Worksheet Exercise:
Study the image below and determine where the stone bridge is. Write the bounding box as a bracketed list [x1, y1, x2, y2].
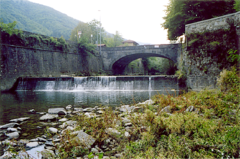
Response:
[100, 43, 182, 74]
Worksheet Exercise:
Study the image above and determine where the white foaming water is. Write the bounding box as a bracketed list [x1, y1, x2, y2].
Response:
[16, 76, 179, 91]
[74, 76, 117, 91]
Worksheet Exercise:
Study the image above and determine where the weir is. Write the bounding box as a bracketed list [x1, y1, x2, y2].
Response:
[16, 76, 179, 91]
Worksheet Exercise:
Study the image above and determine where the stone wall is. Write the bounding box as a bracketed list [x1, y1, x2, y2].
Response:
[184, 12, 240, 91]
[0, 31, 103, 92]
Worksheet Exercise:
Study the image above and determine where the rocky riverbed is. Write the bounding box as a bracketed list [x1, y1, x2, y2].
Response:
[0, 96, 236, 159]
[0, 99, 159, 159]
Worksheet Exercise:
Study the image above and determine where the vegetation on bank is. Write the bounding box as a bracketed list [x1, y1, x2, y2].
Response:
[162, 0, 237, 40]
[10, 66, 236, 159]
[0, 21, 70, 52]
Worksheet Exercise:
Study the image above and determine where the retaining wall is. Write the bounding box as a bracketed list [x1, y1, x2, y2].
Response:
[184, 12, 240, 91]
[0, 31, 103, 92]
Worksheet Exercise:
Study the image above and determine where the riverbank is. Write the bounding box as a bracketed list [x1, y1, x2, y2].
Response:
[0, 67, 239, 158]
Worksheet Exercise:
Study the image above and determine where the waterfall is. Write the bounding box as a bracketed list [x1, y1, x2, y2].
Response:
[15, 76, 179, 91]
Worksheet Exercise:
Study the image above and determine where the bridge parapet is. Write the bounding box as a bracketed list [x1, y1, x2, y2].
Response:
[101, 43, 181, 51]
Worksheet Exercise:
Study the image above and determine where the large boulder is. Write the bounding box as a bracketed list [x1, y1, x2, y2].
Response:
[73, 130, 96, 149]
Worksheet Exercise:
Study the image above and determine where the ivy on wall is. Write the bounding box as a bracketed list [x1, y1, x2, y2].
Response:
[186, 18, 239, 72]
[1, 30, 69, 52]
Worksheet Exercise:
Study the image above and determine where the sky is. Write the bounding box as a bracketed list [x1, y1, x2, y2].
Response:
[28, 0, 170, 45]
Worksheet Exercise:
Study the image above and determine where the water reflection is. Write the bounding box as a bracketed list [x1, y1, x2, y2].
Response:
[0, 90, 178, 125]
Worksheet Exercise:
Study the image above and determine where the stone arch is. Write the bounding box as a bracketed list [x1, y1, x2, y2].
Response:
[111, 53, 176, 75]
[100, 44, 181, 74]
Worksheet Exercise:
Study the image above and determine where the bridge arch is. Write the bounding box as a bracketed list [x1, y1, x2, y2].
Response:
[111, 53, 175, 74]
[100, 44, 182, 74]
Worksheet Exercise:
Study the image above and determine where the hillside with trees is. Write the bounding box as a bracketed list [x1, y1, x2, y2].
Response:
[0, 0, 80, 39]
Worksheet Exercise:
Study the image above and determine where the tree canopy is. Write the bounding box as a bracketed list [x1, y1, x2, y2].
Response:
[162, 0, 237, 40]
[234, 0, 240, 11]
[69, 19, 105, 44]
[104, 31, 124, 47]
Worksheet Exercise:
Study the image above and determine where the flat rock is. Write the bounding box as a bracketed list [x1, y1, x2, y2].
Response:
[65, 120, 77, 126]
[48, 108, 67, 115]
[74, 108, 83, 112]
[85, 112, 96, 118]
[65, 126, 74, 131]
[124, 123, 132, 127]
[0, 123, 19, 129]
[29, 138, 38, 142]
[39, 114, 58, 121]
[97, 110, 104, 114]
[6, 132, 19, 139]
[83, 108, 94, 112]
[9, 117, 30, 123]
[74, 130, 95, 148]
[26, 142, 39, 150]
[48, 127, 58, 134]
[36, 112, 45, 115]
[105, 128, 121, 136]
[59, 118, 68, 122]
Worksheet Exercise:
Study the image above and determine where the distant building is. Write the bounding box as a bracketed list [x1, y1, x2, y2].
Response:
[122, 40, 139, 46]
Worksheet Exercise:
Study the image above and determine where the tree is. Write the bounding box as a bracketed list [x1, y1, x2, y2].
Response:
[162, 0, 236, 40]
[0, 20, 21, 35]
[104, 31, 124, 47]
[69, 19, 105, 44]
[234, 0, 240, 11]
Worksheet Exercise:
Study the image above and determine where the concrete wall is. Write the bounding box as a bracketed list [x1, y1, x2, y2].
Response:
[0, 31, 103, 92]
[184, 12, 240, 91]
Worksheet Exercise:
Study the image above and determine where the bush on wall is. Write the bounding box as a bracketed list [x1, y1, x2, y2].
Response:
[186, 18, 239, 72]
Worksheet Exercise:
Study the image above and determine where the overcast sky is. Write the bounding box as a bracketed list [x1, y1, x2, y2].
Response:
[28, 0, 170, 44]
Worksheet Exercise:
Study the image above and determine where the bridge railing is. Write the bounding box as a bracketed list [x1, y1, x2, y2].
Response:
[100, 43, 181, 51]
